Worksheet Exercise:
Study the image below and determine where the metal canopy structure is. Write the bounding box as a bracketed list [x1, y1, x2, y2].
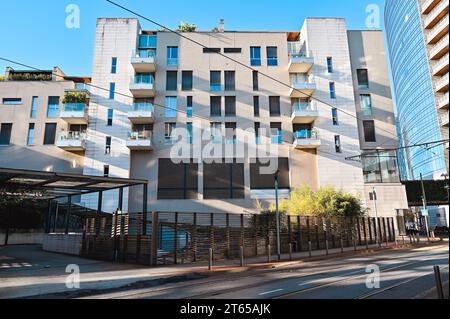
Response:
[0, 167, 147, 200]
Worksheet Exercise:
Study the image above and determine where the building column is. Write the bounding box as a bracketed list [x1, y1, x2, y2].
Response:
[64, 196, 72, 235]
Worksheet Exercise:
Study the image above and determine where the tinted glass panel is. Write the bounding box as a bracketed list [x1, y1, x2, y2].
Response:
[0, 123, 12, 145]
[43, 123, 57, 145]
[166, 71, 178, 91]
[250, 158, 290, 189]
[269, 96, 281, 116]
[182, 71, 193, 91]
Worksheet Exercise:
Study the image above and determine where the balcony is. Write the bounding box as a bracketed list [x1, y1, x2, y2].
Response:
[56, 131, 86, 151]
[422, 0, 441, 13]
[429, 35, 449, 60]
[434, 73, 449, 92]
[65, 83, 90, 96]
[288, 52, 314, 73]
[427, 15, 449, 44]
[59, 103, 88, 124]
[129, 77, 155, 97]
[438, 92, 449, 108]
[290, 75, 316, 97]
[128, 103, 154, 124]
[126, 131, 153, 151]
[423, 0, 449, 29]
[440, 112, 449, 127]
[291, 101, 319, 124]
[131, 50, 156, 73]
[431, 53, 449, 76]
[293, 129, 321, 149]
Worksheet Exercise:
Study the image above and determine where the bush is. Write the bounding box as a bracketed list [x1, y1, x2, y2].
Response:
[177, 21, 197, 32]
[8, 73, 52, 81]
[62, 91, 88, 104]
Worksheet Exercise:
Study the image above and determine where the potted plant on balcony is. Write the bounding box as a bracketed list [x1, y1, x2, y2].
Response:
[62, 91, 88, 105]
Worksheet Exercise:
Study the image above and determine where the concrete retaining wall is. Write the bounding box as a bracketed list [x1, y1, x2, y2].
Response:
[42, 233, 83, 256]
[0, 231, 45, 245]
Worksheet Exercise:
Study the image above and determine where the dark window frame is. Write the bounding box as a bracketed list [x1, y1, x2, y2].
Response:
[363, 120, 377, 142]
[158, 159, 199, 200]
[166, 71, 178, 91]
[181, 71, 193, 91]
[0, 123, 13, 145]
[43, 123, 57, 145]
[203, 161, 245, 199]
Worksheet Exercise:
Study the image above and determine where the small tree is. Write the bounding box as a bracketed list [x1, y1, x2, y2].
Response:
[177, 21, 198, 32]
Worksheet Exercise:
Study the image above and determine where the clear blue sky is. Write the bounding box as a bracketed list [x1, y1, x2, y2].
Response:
[0, 0, 386, 76]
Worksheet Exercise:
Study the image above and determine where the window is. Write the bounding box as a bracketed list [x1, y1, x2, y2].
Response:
[103, 165, 110, 177]
[30, 96, 38, 118]
[165, 97, 177, 118]
[255, 122, 261, 145]
[360, 94, 373, 116]
[267, 47, 278, 66]
[210, 122, 222, 144]
[250, 47, 261, 66]
[203, 161, 245, 199]
[210, 96, 221, 116]
[332, 108, 339, 125]
[327, 57, 333, 73]
[252, 71, 259, 91]
[3, 98, 22, 105]
[158, 159, 198, 200]
[109, 82, 115, 100]
[363, 120, 376, 142]
[105, 136, 112, 154]
[134, 73, 153, 84]
[357, 69, 369, 89]
[329, 82, 336, 99]
[203, 48, 221, 53]
[0, 123, 12, 145]
[27, 123, 35, 146]
[165, 123, 176, 144]
[362, 151, 400, 183]
[225, 123, 237, 144]
[253, 96, 260, 117]
[225, 71, 235, 91]
[224, 48, 242, 53]
[187, 96, 193, 118]
[210, 71, 221, 91]
[43, 123, 57, 145]
[225, 96, 236, 116]
[47, 96, 60, 118]
[182, 71, 193, 91]
[250, 158, 290, 190]
[187, 122, 193, 144]
[139, 35, 157, 48]
[111, 57, 117, 74]
[335, 135, 342, 153]
[270, 122, 282, 144]
[107, 109, 114, 126]
[269, 96, 281, 116]
[166, 71, 178, 91]
[167, 46, 178, 66]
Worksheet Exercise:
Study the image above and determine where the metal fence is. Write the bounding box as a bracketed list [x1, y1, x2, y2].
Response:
[80, 212, 396, 266]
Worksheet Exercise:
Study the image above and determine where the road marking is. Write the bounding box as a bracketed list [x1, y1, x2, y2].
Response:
[258, 288, 283, 296]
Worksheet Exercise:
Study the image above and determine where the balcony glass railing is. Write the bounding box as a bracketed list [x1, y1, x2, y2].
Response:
[131, 75, 154, 85]
[291, 74, 315, 85]
[61, 103, 86, 113]
[294, 129, 319, 140]
[132, 49, 157, 59]
[57, 131, 86, 142]
[131, 103, 154, 113]
[74, 83, 90, 92]
[128, 130, 152, 141]
[293, 102, 317, 112]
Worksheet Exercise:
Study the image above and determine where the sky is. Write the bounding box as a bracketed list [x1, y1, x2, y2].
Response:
[0, 0, 387, 76]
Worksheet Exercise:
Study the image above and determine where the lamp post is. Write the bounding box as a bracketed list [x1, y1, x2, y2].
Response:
[441, 173, 449, 202]
[274, 169, 281, 261]
[420, 173, 430, 241]
[371, 187, 381, 245]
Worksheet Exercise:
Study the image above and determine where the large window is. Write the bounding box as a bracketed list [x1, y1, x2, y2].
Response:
[165, 123, 177, 144]
[0, 123, 12, 145]
[182, 71, 193, 91]
[47, 96, 60, 118]
[225, 122, 237, 144]
[210, 96, 221, 116]
[166, 71, 178, 91]
[250, 47, 261, 66]
[357, 69, 369, 89]
[167, 46, 178, 66]
[266, 47, 278, 66]
[225, 96, 236, 116]
[158, 159, 198, 199]
[210, 122, 222, 144]
[363, 120, 376, 142]
[270, 122, 282, 144]
[269, 96, 281, 116]
[165, 96, 177, 118]
[30, 96, 38, 118]
[210, 71, 221, 91]
[225, 71, 235, 91]
[203, 161, 245, 199]
[360, 94, 373, 116]
[139, 35, 157, 48]
[362, 151, 400, 183]
[43, 123, 57, 145]
[250, 158, 290, 190]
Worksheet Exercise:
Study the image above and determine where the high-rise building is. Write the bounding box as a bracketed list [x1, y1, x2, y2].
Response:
[385, 0, 449, 180]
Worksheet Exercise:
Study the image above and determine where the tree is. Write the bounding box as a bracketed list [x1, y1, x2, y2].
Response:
[272, 186, 367, 218]
[177, 21, 197, 32]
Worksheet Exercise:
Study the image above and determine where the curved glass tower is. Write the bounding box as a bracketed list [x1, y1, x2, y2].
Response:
[385, 0, 447, 180]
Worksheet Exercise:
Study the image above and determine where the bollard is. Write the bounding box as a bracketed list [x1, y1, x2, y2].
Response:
[208, 248, 213, 271]
[325, 240, 329, 256]
[353, 239, 357, 251]
[434, 266, 444, 299]
[340, 238, 344, 253]
[267, 245, 271, 263]
[289, 243, 293, 261]
[308, 241, 312, 258]
[240, 246, 244, 267]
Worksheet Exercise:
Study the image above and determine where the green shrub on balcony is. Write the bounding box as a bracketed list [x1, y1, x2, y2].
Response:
[62, 92, 88, 104]
[8, 73, 52, 81]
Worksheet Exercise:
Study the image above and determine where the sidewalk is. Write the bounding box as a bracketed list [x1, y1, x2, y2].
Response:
[0, 237, 441, 299]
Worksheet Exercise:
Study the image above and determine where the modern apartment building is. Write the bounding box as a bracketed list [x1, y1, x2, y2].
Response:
[0, 18, 409, 223]
[385, 0, 449, 180]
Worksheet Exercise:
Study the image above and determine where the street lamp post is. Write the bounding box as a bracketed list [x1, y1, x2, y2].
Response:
[275, 169, 281, 261]
[372, 187, 381, 245]
[420, 173, 431, 242]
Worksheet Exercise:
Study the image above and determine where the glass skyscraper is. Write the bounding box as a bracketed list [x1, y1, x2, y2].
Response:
[385, 0, 447, 180]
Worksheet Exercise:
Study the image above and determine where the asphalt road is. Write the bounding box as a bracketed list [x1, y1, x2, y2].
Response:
[86, 243, 449, 299]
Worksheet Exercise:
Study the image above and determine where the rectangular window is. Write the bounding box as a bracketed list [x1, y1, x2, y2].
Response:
[43, 123, 57, 145]
[0, 123, 13, 145]
[252, 71, 259, 91]
[224, 48, 242, 53]
[111, 57, 117, 74]
[329, 82, 336, 99]
[165, 123, 176, 144]
[109, 82, 115, 100]
[30, 96, 38, 118]
[167, 46, 179, 66]
[210, 122, 222, 144]
[332, 108, 339, 125]
[187, 122, 193, 145]
[357, 69, 369, 89]
[158, 159, 198, 200]
[327, 57, 333, 73]
[134, 73, 153, 84]
[139, 35, 157, 48]
[210, 71, 221, 91]
[250, 47, 261, 66]
[3, 98, 22, 105]
[363, 120, 376, 142]
[103, 165, 110, 177]
[360, 94, 373, 116]
[225, 123, 237, 144]
[166, 71, 178, 91]
[182, 71, 193, 91]
[225, 71, 235, 91]
[269, 96, 281, 116]
[203, 48, 221, 53]
[47, 96, 60, 118]
[105, 136, 112, 154]
[270, 122, 282, 144]
[210, 96, 221, 117]
[225, 96, 236, 116]
[255, 122, 261, 145]
[165, 97, 177, 118]
[253, 96, 260, 117]
[250, 158, 290, 190]
[27, 123, 35, 146]
[335, 135, 342, 153]
[187, 96, 193, 118]
[362, 151, 400, 184]
[204, 161, 245, 199]
[267, 46, 278, 66]
[107, 109, 114, 126]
